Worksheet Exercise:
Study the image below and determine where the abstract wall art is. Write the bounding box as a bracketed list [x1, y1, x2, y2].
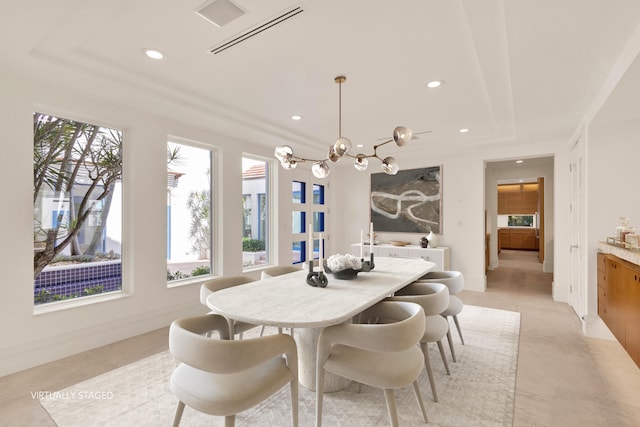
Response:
[370, 165, 442, 233]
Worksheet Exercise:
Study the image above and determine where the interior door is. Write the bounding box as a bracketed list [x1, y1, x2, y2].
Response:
[537, 177, 545, 263]
[569, 134, 586, 320]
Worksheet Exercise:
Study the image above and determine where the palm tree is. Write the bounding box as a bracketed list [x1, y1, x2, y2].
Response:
[33, 113, 122, 277]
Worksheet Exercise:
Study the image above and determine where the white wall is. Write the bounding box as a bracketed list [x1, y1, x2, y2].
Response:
[0, 69, 295, 376]
[586, 117, 640, 335]
[330, 142, 569, 296]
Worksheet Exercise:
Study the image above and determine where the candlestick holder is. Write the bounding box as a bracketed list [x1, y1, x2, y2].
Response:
[306, 260, 328, 287]
[361, 252, 375, 271]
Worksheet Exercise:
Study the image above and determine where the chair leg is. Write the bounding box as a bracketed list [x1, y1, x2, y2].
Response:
[172, 401, 185, 427]
[412, 380, 429, 423]
[453, 315, 465, 345]
[260, 325, 266, 337]
[446, 326, 457, 362]
[224, 415, 235, 427]
[420, 342, 438, 402]
[383, 389, 400, 427]
[290, 375, 299, 427]
[437, 339, 451, 375]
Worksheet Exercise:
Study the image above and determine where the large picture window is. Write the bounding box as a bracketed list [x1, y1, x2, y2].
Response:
[167, 141, 214, 282]
[242, 156, 271, 269]
[33, 113, 123, 305]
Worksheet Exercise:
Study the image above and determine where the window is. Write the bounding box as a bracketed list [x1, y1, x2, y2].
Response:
[293, 181, 306, 204]
[242, 195, 252, 237]
[242, 157, 271, 269]
[167, 141, 213, 282]
[33, 113, 123, 305]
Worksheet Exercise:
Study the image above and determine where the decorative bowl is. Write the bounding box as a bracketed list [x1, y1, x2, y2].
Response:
[323, 265, 360, 280]
[388, 240, 410, 247]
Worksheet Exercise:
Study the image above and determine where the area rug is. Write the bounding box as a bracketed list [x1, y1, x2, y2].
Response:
[40, 305, 520, 426]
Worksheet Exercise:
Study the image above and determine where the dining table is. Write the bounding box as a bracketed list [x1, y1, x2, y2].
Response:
[206, 256, 435, 391]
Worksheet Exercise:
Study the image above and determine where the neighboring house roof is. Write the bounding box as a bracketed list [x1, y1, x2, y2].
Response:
[243, 164, 265, 179]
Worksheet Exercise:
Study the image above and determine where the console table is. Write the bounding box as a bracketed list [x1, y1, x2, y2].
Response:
[350, 243, 450, 271]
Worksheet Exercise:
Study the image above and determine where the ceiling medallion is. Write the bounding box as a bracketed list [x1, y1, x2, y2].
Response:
[274, 76, 412, 178]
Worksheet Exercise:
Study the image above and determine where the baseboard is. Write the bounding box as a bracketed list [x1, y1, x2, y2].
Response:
[552, 281, 569, 302]
[583, 314, 616, 340]
[0, 301, 204, 377]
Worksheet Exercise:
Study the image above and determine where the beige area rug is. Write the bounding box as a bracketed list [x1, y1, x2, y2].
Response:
[40, 305, 520, 426]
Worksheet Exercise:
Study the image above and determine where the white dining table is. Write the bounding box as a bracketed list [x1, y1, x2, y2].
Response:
[206, 256, 435, 390]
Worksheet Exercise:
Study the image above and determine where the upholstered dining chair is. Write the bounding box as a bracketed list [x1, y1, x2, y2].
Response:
[316, 300, 428, 427]
[169, 313, 298, 427]
[416, 270, 465, 361]
[260, 265, 301, 279]
[200, 275, 259, 339]
[388, 282, 451, 402]
[260, 265, 301, 336]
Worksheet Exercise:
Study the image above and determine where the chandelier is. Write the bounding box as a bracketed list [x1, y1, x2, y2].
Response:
[274, 76, 412, 178]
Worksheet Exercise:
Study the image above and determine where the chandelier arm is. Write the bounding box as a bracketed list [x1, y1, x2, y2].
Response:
[373, 139, 393, 150]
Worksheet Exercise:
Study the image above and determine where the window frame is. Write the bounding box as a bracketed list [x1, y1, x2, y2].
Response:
[166, 137, 218, 287]
[242, 154, 274, 272]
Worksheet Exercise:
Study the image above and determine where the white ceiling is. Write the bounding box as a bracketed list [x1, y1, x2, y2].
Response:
[3, 0, 640, 157]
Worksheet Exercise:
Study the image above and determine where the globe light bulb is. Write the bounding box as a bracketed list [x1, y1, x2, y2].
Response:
[354, 154, 368, 171]
[381, 156, 399, 175]
[392, 126, 412, 147]
[333, 136, 352, 157]
[281, 158, 297, 170]
[312, 161, 330, 178]
[274, 145, 293, 161]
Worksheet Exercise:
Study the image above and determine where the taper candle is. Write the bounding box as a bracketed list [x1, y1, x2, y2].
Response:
[319, 232, 323, 272]
[308, 223, 313, 267]
[369, 222, 374, 247]
[360, 229, 364, 258]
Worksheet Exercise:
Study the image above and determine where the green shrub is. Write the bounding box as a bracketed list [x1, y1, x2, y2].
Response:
[242, 238, 265, 252]
[167, 269, 190, 281]
[191, 266, 210, 276]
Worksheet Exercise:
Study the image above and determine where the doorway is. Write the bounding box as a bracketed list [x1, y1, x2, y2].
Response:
[484, 156, 555, 292]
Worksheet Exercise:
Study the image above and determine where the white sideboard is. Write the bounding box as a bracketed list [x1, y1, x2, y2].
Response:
[350, 243, 450, 271]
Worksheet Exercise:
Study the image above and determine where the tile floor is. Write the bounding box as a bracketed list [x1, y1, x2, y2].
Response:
[1, 249, 639, 426]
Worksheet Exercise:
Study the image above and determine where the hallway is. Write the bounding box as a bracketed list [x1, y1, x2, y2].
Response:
[461, 249, 640, 426]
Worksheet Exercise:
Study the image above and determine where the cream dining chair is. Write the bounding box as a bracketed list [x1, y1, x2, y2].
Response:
[316, 300, 428, 427]
[416, 270, 465, 361]
[388, 281, 451, 402]
[169, 313, 298, 427]
[200, 275, 259, 339]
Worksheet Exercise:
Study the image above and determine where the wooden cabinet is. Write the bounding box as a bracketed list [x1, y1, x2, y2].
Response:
[597, 253, 640, 367]
[497, 183, 538, 214]
[350, 244, 450, 271]
[498, 228, 537, 250]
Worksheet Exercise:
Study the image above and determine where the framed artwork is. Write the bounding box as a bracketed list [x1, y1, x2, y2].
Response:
[370, 165, 442, 233]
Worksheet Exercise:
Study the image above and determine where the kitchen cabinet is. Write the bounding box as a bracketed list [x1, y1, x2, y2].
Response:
[350, 244, 450, 271]
[498, 228, 537, 250]
[497, 183, 538, 214]
[597, 252, 640, 367]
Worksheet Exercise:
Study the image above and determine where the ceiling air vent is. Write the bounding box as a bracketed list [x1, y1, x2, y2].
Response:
[208, 4, 304, 55]
[196, 0, 246, 28]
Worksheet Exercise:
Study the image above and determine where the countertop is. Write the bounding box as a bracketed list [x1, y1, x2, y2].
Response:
[598, 241, 640, 266]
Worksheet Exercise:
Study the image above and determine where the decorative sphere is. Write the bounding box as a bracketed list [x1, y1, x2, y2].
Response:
[333, 136, 352, 156]
[393, 127, 412, 147]
[312, 161, 331, 178]
[381, 156, 399, 175]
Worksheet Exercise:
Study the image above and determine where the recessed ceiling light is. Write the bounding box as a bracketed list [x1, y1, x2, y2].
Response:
[142, 48, 166, 60]
[458, 128, 470, 133]
[290, 115, 303, 121]
[516, 160, 524, 164]
[426, 80, 443, 88]
[356, 144, 364, 148]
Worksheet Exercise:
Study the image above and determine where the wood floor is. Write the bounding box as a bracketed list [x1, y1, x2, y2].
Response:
[1, 249, 639, 426]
